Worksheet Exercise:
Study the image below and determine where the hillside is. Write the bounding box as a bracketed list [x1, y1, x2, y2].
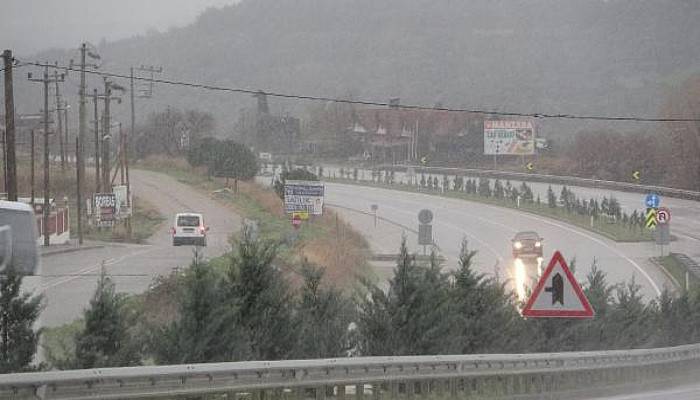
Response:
[9, 0, 700, 138]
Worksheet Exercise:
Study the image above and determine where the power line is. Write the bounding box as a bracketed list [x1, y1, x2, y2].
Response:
[18, 60, 700, 123]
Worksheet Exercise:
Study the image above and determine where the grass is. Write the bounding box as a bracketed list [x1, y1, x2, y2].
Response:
[655, 255, 700, 290]
[325, 177, 654, 243]
[41, 319, 83, 369]
[136, 155, 372, 286]
[70, 195, 165, 244]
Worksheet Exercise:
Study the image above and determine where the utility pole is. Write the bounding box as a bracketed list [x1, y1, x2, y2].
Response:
[71, 43, 99, 203]
[30, 129, 35, 206]
[2, 50, 17, 201]
[54, 68, 66, 170]
[75, 137, 83, 244]
[97, 79, 124, 193]
[93, 88, 100, 192]
[63, 101, 70, 162]
[28, 64, 64, 246]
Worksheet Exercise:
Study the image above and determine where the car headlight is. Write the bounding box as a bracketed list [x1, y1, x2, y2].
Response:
[535, 241, 541, 247]
[513, 241, 523, 249]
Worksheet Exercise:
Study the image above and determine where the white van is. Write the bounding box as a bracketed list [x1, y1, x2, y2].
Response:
[0, 201, 39, 275]
[171, 212, 208, 247]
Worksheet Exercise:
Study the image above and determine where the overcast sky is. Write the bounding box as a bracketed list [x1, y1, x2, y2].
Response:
[2, 0, 240, 56]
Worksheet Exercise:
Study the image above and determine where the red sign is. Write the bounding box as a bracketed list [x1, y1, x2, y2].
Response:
[656, 207, 671, 224]
[291, 215, 302, 229]
[522, 251, 594, 319]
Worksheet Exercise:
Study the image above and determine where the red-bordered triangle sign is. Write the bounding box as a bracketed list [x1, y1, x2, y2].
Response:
[522, 251, 594, 318]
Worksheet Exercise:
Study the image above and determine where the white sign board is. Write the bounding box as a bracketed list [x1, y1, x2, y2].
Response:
[522, 251, 594, 318]
[284, 180, 324, 215]
[94, 193, 117, 227]
[112, 185, 131, 217]
[484, 120, 535, 155]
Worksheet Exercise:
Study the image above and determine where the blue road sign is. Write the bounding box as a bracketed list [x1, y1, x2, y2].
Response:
[645, 193, 660, 209]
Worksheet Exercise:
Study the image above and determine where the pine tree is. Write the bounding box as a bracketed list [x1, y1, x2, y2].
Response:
[547, 185, 557, 208]
[226, 230, 294, 360]
[74, 267, 140, 368]
[0, 265, 43, 373]
[294, 262, 355, 358]
[151, 258, 239, 364]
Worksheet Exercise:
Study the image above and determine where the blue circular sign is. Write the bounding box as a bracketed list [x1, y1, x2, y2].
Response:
[645, 193, 660, 209]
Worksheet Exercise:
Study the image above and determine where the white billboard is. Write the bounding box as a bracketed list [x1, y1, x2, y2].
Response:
[484, 120, 535, 155]
[284, 180, 324, 215]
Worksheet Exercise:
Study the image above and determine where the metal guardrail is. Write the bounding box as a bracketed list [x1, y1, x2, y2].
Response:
[2, 344, 700, 399]
[671, 253, 700, 280]
[374, 164, 700, 201]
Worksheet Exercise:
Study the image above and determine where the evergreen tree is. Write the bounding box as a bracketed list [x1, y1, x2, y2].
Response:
[225, 230, 295, 360]
[547, 185, 557, 208]
[74, 268, 140, 368]
[293, 262, 355, 358]
[151, 258, 239, 364]
[493, 179, 504, 199]
[0, 265, 43, 373]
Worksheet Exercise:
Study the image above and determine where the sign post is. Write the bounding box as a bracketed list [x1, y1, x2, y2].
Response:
[93, 193, 116, 228]
[655, 207, 671, 256]
[371, 204, 378, 228]
[521, 251, 594, 319]
[417, 209, 434, 255]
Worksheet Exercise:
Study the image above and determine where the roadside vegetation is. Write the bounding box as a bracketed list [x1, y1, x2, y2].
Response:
[654, 255, 700, 291]
[320, 166, 653, 242]
[6, 233, 700, 373]
[73, 196, 164, 244]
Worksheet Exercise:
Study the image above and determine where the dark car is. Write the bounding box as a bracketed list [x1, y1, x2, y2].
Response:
[512, 231, 543, 259]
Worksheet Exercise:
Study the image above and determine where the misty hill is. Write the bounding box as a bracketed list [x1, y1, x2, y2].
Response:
[12, 0, 700, 137]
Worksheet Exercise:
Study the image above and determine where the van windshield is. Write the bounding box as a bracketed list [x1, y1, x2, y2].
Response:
[177, 215, 200, 227]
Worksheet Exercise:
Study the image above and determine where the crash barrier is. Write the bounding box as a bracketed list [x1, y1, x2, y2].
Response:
[2, 343, 700, 399]
[671, 253, 700, 280]
[382, 164, 700, 201]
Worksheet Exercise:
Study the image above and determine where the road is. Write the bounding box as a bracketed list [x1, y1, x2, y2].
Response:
[323, 182, 670, 299]
[585, 383, 700, 400]
[24, 169, 240, 327]
[314, 165, 700, 265]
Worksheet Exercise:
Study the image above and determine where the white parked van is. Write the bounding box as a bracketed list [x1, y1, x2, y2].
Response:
[171, 212, 208, 247]
[0, 200, 39, 275]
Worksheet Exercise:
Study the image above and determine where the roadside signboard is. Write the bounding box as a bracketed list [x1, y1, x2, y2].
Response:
[113, 185, 131, 217]
[284, 180, 324, 215]
[292, 211, 309, 221]
[418, 224, 432, 246]
[522, 251, 594, 319]
[94, 193, 117, 227]
[656, 207, 671, 224]
[655, 223, 670, 246]
[484, 120, 535, 155]
[645, 208, 657, 229]
[645, 193, 660, 209]
[291, 214, 302, 229]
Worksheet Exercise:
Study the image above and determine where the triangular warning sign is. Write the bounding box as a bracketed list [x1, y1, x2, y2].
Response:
[522, 251, 594, 318]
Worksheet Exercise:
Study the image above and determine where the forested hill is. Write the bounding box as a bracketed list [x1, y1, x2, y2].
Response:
[13, 0, 700, 136]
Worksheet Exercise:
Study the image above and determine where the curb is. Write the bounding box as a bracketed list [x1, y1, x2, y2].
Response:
[649, 257, 682, 291]
[40, 244, 105, 257]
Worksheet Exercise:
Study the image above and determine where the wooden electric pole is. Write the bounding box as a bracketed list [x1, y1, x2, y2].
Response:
[93, 88, 100, 193]
[28, 64, 64, 246]
[54, 68, 66, 171]
[30, 129, 35, 206]
[2, 50, 17, 201]
[75, 137, 83, 244]
[97, 79, 124, 193]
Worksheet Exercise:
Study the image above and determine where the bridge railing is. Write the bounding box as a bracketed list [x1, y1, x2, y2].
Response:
[2, 343, 700, 399]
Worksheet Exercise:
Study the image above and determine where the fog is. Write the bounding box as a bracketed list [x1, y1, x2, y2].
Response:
[1, 0, 239, 55]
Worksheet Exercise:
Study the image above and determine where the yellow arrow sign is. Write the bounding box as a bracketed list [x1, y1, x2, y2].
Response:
[645, 208, 657, 229]
[633, 171, 641, 181]
[526, 162, 534, 171]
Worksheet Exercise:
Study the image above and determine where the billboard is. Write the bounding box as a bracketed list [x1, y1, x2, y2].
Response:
[484, 120, 535, 155]
[94, 193, 117, 227]
[284, 180, 324, 215]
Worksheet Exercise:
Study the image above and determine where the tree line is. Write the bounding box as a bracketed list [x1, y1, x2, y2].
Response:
[4, 231, 700, 373]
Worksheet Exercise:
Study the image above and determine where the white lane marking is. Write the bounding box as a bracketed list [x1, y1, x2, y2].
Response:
[328, 183, 662, 296]
[39, 247, 155, 293]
